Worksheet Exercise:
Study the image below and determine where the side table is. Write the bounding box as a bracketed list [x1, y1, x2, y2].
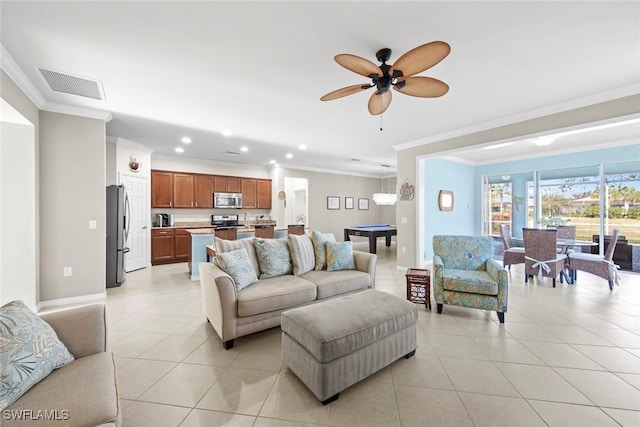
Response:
[405, 268, 431, 310]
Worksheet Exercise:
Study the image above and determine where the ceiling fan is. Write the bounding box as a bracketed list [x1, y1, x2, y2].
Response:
[320, 41, 450, 115]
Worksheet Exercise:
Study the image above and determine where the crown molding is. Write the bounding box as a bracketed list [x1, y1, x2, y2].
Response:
[393, 83, 640, 152]
[42, 101, 113, 122]
[1, 44, 46, 108]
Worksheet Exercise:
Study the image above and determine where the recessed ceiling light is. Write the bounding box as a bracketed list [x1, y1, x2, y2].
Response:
[175, 147, 184, 153]
[533, 136, 555, 147]
[482, 142, 514, 150]
[181, 137, 191, 144]
[240, 146, 249, 152]
[269, 160, 276, 164]
[222, 129, 233, 137]
[286, 153, 293, 159]
[298, 144, 307, 150]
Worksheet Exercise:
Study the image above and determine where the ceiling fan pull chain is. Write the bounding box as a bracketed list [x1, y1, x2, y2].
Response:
[380, 113, 383, 131]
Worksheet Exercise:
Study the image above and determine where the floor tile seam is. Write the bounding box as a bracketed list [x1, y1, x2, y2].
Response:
[379, 363, 402, 427]
[254, 371, 295, 422]
[126, 360, 182, 401]
[454, 390, 522, 427]
[570, 341, 640, 363]
[548, 366, 620, 408]
[613, 372, 640, 391]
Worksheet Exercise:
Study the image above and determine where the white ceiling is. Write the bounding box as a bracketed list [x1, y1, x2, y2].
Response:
[2, 1, 639, 176]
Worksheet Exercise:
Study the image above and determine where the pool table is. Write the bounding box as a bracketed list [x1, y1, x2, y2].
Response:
[344, 224, 397, 254]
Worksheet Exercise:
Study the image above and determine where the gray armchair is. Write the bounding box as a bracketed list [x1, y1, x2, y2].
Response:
[433, 235, 509, 323]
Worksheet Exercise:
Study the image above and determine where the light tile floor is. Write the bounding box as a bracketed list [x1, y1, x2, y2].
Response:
[90, 243, 640, 426]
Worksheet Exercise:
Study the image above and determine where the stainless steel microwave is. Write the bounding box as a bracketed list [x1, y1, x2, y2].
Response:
[213, 192, 242, 209]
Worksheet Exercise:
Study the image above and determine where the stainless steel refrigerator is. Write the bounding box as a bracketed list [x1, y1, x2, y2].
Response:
[106, 185, 130, 287]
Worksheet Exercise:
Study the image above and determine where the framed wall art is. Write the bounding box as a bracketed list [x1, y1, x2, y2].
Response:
[345, 197, 354, 209]
[327, 196, 340, 210]
[358, 198, 369, 210]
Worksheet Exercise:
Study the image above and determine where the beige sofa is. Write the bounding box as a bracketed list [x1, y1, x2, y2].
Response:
[199, 239, 377, 349]
[5, 304, 121, 427]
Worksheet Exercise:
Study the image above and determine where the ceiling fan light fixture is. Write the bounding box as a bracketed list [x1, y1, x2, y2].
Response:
[372, 192, 397, 205]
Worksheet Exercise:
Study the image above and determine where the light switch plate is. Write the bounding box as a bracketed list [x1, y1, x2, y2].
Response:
[89, 220, 97, 229]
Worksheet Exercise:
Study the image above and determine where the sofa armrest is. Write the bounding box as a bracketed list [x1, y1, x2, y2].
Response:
[486, 259, 509, 312]
[353, 250, 377, 288]
[40, 304, 107, 358]
[199, 262, 239, 342]
[433, 255, 445, 303]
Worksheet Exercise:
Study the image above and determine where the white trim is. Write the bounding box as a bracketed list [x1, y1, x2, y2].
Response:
[393, 84, 640, 151]
[0, 44, 46, 108]
[36, 292, 107, 312]
[42, 101, 112, 122]
[116, 137, 155, 153]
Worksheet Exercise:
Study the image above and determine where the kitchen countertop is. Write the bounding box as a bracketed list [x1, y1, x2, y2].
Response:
[152, 221, 277, 230]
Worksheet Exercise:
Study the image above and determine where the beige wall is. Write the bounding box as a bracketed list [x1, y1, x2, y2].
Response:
[39, 111, 106, 301]
[395, 94, 640, 268]
[1, 70, 40, 306]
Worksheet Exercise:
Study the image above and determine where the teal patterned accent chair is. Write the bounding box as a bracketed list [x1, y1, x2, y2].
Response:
[433, 235, 509, 323]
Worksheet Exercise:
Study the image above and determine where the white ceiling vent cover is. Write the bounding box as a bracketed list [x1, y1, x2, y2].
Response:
[36, 67, 105, 100]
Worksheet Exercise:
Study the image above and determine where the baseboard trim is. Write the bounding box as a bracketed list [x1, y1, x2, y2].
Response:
[36, 292, 107, 312]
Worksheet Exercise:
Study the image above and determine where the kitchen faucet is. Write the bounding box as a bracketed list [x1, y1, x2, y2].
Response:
[244, 212, 249, 225]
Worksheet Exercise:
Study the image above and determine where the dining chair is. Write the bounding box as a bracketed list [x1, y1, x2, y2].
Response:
[523, 228, 568, 287]
[568, 228, 621, 291]
[499, 224, 525, 270]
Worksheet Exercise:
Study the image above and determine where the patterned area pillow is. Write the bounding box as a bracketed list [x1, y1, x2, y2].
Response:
[216, 248, 259, 291]
[288, 234, 315, 275]
[214, 237, 260, 277]
[325, 241, 356, 271]
[0, 300, 75, 411]
[216, 248, 260, 291]
[311, 231, 336, 270]
[253, 238, 292, 279]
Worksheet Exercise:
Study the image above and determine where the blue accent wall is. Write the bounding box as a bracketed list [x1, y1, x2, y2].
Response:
[424, 158, 476, 260]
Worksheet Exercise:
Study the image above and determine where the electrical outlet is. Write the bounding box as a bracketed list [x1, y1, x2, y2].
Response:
[401, 246, 406, 254]
[401, 217, 407, 224]
[63, 267, 72, 277]
[89, 220, 97, 229]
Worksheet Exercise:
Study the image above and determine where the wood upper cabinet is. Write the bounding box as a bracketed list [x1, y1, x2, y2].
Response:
[173, 173, 195, 208]
[214, 176, 241, 193]
[194, 175, 214, 208]
[241, 179, 257, 208]
[256, 179, 272, 209]
[151, 171, 173, 208]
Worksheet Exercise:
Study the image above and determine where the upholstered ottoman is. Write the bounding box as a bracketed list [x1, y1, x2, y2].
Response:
[281, 289, 418, 404]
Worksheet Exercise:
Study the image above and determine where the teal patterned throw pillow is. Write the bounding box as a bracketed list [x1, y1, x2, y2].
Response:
[0, 300, 75, 411]
[311, 231, 336, 270]
[325, 241, 356, 271]
[253, 238, 292, 279]
[216, 248, 259, 291]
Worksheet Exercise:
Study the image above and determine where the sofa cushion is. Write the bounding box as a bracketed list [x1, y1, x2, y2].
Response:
[300, 269, 370, 300]
[288, 234, 315, 275]
[281, 289, 418, 363]
[0, 300, 75, 411]
[237, 276, 317, 317]
[216, 248, 259, 291]
[443, 269, 498, 295]
[5, 352, 120, 427]
[215, 237, 260, 276]
[254, 238, 292, 279]
[325, 241, 355, 271]
[311, 231, 336, 270]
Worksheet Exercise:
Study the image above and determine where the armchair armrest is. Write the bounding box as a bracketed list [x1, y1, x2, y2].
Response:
[433, 255, 445, 303]
[40, 304, 107, 358]
[486, 259, 509, 313]
[199, 262, 239, 343]
[353, 251, 377, 288]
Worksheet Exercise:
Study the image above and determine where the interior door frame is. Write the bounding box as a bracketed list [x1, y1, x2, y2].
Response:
[119, 172, 149, 271]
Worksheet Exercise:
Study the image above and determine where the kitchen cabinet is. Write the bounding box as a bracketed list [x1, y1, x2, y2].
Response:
[151, 229, 175, 264]
[173, 173, 195, 208]
[214, 176, 241, 193]
[241, 179, 257, 208]
[174, 229, 191, 261]
[151, 171, 173, 208]
[257, 179, 272, 209]
[194, 175, 214, 208]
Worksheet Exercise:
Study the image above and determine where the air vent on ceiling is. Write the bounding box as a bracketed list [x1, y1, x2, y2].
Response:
[349, 158, 361, 162]
[226, 151, 240, 156]
[36, 67, 105, 100]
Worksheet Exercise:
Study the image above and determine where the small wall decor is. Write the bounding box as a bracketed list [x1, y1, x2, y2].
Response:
[358, 198, 369, 210]
[327, 196, 340, 210]
[399, 178, 415, 201]
[128, 155, 141, 172]
[438, 190, 454, 211]
[345, 197, 354, 209]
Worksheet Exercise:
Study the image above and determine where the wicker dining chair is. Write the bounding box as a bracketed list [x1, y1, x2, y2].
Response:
[568, 228, 621, 291]
[523, 228, 568, 287]
[500, 224, 525, 270]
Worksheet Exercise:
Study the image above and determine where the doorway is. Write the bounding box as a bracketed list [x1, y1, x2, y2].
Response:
[283, 177, 308, 227]
[120, 173, 148, 272]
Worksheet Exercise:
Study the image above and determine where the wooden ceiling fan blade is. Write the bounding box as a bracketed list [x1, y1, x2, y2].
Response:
[390, 41, 450, 77]
[320, 84, 370, 101]
[368, 90, 392, 115]
[335, 54, 382, 77]
[394, 76, 449, 98]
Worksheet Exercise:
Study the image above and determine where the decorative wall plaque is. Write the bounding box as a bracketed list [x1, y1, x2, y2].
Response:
[399, 178, 415, 201]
